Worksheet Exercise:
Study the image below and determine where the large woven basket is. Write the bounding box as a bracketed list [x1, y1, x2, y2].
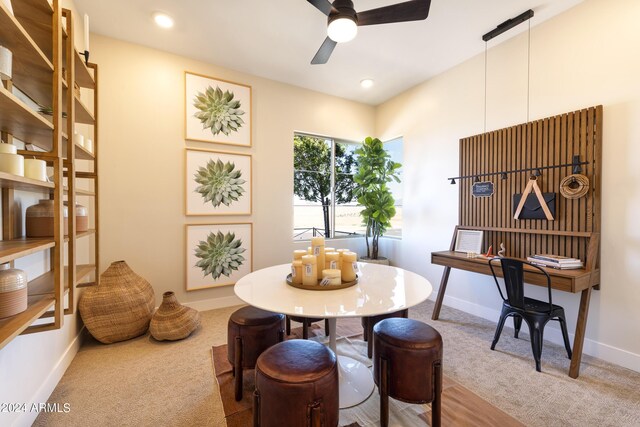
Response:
[149, 291, 201, 341]
[79, 261, 155, 344]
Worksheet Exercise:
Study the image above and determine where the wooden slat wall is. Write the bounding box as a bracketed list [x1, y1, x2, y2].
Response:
[459, 106, 602, 262]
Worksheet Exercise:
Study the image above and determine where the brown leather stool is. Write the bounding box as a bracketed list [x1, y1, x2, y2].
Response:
[286, 315, 330, 339]
[227, 306, 284, 401]
[254, 339, 339, 427]
[373, 318, 443, 427]
[362, 309, 409, 358]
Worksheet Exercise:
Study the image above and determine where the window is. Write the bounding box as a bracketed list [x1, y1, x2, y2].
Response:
[383, 137, 403, 238]
[293, 134, 403, 240]
[293, 134, 359, 240]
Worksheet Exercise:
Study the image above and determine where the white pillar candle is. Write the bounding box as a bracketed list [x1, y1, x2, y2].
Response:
[341, 251, 358, 282]
[325, 251, 340, 270]
[321, 269, 342, 286]
[292, 250, 307, 261]
[0, 153, 24, 176]
[75, 133, 85, 147]
[311, 236, 325, 280]
[301, 255, 318, 286]
[24, 159, 47, 181]
[291, 260, 303, 285]
[0, 143, 17, 154]
[84, 14, 90, 52]
[0, 45, 12, 81]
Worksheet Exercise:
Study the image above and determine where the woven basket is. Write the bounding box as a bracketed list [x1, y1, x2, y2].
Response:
[149, 291, 201, 341]
[79, 261, 155, 344]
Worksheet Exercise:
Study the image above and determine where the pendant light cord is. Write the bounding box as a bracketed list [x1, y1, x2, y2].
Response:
[484, 41, 488, 133]
[527, 19, 531, 123]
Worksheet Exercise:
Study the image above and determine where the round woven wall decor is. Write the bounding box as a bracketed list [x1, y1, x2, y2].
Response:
[560, 174, 589, 199]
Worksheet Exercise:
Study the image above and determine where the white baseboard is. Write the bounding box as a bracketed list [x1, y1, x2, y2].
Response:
[14, 328, 85, 427]
[183, 295, 244, 312]
[439, 294, 640, 373]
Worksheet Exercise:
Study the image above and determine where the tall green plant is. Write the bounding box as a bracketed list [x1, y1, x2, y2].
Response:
[354, 137, 401, 259]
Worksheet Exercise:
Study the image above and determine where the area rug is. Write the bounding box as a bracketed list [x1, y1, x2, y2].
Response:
[212, 319, 523, 427]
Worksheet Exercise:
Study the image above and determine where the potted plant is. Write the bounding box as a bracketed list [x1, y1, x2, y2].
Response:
[354, 137, 401, 264]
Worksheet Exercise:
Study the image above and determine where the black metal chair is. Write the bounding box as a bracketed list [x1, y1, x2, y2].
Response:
[488, 258, 572, 372]
[285, 315, 329, 339]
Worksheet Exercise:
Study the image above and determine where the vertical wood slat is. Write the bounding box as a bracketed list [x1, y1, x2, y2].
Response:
[457, 107, 601, 262]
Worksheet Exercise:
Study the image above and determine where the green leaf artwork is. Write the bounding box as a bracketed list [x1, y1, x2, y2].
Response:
[194, 159, 246, 207]
[195, 231, 246, 280]
[193, 86, 245, 136]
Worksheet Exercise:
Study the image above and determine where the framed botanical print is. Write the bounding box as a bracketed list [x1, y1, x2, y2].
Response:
[185, 148, 252, 216]
[185, 71, 252, 147]
[185, 223, 253, 290]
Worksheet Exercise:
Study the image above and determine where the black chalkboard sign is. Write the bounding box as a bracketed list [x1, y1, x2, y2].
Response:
[472, 181, 494, 198]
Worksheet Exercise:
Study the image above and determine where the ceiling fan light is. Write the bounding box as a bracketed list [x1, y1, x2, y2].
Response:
[327, 17, 358, 43]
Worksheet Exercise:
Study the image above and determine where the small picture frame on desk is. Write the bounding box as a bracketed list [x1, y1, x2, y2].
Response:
[454, 229, 483, 254]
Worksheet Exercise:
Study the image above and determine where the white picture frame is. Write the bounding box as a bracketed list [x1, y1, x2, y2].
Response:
[454, 229, 484, 253]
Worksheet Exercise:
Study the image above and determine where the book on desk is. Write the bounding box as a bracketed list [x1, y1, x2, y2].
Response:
[527, 254, 584, 270]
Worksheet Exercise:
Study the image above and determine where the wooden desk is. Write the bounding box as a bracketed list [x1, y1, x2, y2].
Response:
[431, 250, 599, 379]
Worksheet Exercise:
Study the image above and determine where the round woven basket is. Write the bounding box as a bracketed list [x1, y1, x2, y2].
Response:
[79, 261, 155, 344]
[149, 291, 201, 341]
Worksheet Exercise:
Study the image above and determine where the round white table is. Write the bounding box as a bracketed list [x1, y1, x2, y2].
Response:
[234, 262, 433, 408]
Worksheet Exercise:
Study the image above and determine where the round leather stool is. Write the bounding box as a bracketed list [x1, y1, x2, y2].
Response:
[286, 315, 330, 339]
[373, 318, 443, 427]
[362, 309, 409, 358]
[227, 306, 284, 401]
[254, 339, 338, 427]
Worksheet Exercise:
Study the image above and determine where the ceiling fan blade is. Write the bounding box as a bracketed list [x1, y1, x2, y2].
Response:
[357, 0, 431, 26]
[311, 37, 338, 64]
[307, 0, 334, 16]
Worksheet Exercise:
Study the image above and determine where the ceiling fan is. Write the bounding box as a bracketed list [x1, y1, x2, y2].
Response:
[307, 0, 432, 64]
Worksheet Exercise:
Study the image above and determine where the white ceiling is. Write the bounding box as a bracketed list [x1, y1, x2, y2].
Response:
[75, 0, 583, 105]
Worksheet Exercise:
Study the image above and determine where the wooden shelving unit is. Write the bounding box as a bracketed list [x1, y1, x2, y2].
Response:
[0, 0, 99, 351]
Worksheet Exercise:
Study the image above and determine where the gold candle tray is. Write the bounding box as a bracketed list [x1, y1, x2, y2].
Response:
[285, 274, 358, 291]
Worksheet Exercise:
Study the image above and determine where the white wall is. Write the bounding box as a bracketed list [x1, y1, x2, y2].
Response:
[89, 35, 375, 307]
[376, 0, 640, 371]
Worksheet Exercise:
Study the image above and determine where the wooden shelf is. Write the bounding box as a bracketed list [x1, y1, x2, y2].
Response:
[0, 171, 54, 192]
[74, 95, 95, 124]
[0, 2, 54, 106]
[0, 1, 99, 352]
[76, 264, 95, 284]
[76, 229, 96, 240]
[0, 294, 55, 350]
[0, 85, 55, 147]
[18, 137, 93, 160]
[28, 264, 94, 295]
[73, 142, 94, 160]
[0, 238, 56, 265]
[77, 281, 96, 288]
[63, 187, 95, 197]
[61, 82, 95, 126]
[75, 188, 95, 196]
[11, 0, 55, 61]
[74, 50, 94, 89]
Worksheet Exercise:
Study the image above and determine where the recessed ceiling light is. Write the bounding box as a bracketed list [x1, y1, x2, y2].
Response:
[360, 79, 374, 89]
[153, 12, 174, 29]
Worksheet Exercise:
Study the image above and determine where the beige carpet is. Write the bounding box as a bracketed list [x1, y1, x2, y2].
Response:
[35, 301, 640, 426]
